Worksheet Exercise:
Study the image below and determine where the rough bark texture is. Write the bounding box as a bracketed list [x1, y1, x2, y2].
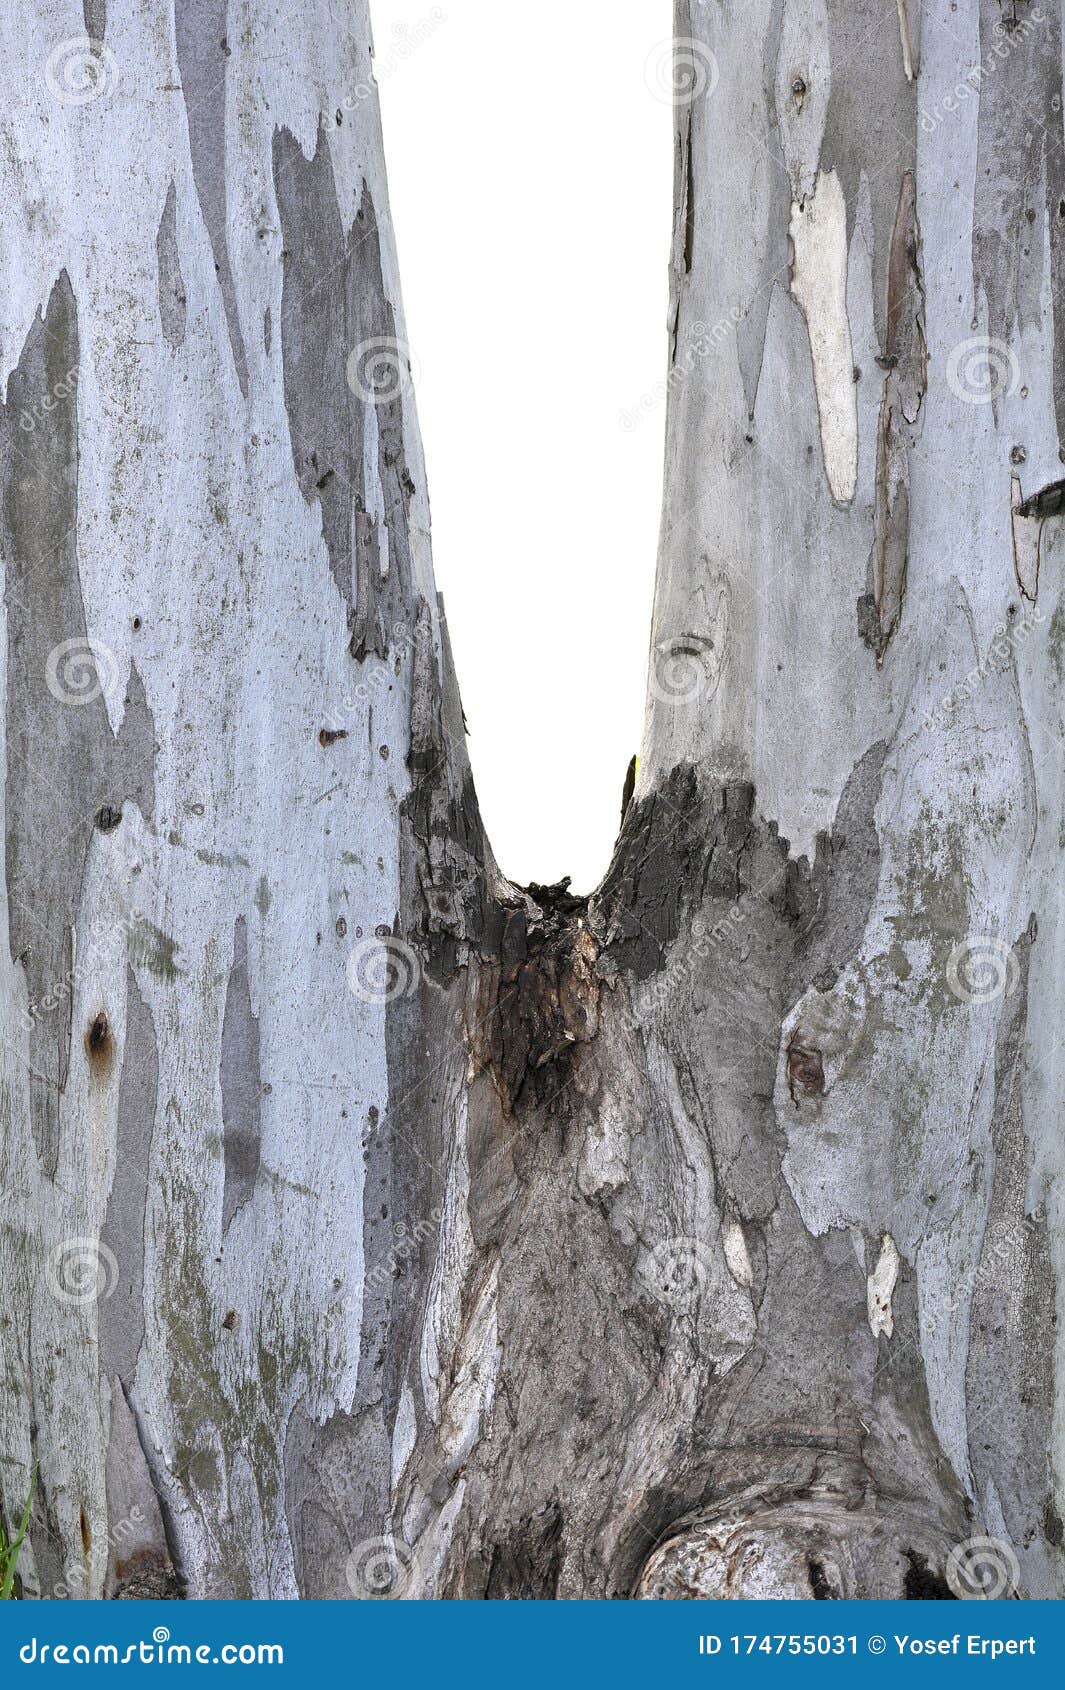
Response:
[0, 0, 1062, 1601]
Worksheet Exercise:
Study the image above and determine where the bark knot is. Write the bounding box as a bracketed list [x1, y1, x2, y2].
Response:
[786, 1034, 825, 1103]
[86, 1011, 113, 1077]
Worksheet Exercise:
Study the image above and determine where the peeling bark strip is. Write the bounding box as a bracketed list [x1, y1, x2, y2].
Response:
[175, 0, 249, 396]
[220, 916, 262, 1233]
[1, 275, 155, 1175]
[971, 1, 1065, 442]
[156, 182, 187, 351]
[274, 129, 416, 659]
[860, 171, 926, 660]
[0, 0, 1063, 1602]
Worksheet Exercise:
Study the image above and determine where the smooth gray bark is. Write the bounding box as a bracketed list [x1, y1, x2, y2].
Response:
[0, 0, 1062, 1601]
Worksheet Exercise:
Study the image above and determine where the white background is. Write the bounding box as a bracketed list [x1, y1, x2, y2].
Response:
[374, 0, 673, 890]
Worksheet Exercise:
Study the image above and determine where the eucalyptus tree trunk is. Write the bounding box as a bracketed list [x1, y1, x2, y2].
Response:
[0, 0, 1062, 1603]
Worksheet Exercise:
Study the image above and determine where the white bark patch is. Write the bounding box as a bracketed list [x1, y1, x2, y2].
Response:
[421, 1088, 475, 1425]
[896, 0, 920, 82]
[723, 1217, 753, 1289]
[789, 170, 858, 504]
[867, 1234, 901, 1339]
[391, 1381, 418, 1493]
[436, 1259, 502, 1478]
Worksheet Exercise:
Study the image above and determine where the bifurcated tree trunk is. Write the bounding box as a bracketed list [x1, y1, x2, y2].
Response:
[0, 0, 1062, 1601]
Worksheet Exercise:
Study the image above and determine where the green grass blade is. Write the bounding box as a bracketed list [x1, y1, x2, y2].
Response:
[0, 1469, 37, 1601]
